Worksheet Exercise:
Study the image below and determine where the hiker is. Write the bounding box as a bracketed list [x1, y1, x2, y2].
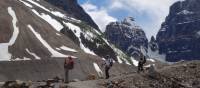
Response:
[138, 54, 146, 73]
[103, 55, 113, 79]
[64, 56, 74, 83]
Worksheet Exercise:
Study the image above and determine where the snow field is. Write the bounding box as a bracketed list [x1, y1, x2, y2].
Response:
[93, 62, 103, 78]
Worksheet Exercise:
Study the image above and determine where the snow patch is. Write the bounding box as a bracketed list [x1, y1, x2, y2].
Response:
[131, 57, 138, 66]
[56, 33, 61, 36]
[27, 0, 49, 12]
[25, 49, 40, 60]
[24, 0, 81, 23]
[15, 57, 31, 61]
[31, 9, 64, 31]
[0, 7, 20, 61]
[147, 59, 155, 62]
[60, 46, 77, 53]
[177, 10, 193, 15]
[63, 22, 96, 55]
[84, 31, 95, 42]
[117, 56, 123, 64]
[93, 62, 103, 77]
[28, 25, 67, 57]
[19, 0, 33, 8]
[56, 48, 61, 51]
[144, 64, 155, 68]
[26, 0, 66, 18]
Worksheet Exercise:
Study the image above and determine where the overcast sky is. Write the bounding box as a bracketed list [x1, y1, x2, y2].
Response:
[78, 0, 183, 40]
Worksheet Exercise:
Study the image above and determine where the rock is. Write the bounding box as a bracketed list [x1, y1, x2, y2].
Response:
[156, 0, 200, 62]
[2, 80, 30, 88]
[105, 17, 148, 58]
[149, 36, 158, 52]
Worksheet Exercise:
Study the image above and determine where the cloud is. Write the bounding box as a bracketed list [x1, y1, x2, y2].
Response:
[109, 0, 180, 39]
[81, 3, 117, 32]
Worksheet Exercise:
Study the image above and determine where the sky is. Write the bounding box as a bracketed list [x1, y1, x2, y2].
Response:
[78, 0, 182, 40]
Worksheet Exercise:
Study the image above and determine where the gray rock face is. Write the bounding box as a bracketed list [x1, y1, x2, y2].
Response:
[149, 36, 158, 52]
[45, 0, 100, 31]
[105, 17, 148, 58]
[156, 0, 200, 62]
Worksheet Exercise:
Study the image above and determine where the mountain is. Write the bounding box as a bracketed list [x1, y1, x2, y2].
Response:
[0, 0, 139, 81]
[105, 17, 148, 59]
[149, 36, 158, 52]
[156, 0, 200, 62]
[44, 0, 100, 31]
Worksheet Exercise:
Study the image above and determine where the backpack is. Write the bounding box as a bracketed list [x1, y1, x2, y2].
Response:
[65, 59, 74, 70]
[109, 58, 113, 67]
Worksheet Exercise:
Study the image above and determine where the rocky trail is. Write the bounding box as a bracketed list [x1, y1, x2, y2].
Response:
[0, 60, 199, 88]
[67, 60, 200, 88]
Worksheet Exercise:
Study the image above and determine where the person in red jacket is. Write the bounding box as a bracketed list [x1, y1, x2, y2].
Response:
[64, 56, 74, 83]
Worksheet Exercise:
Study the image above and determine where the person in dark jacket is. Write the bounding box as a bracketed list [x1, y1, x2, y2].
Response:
[64, 56, 74, 83]
[103, 55, 113, 79]
[138, 54, 146, 73]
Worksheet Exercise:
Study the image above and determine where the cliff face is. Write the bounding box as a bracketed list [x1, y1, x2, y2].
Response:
[45, 0, 100, 31]
[105, 17, 148, 58]
[156, 0, 200, 62]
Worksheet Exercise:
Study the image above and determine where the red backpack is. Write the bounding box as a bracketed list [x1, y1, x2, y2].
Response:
[65, 57, 74, 70]
[68, 59, 74, 70]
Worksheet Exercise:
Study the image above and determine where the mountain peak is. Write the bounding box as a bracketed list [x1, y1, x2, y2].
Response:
[122, 17, 141, 29]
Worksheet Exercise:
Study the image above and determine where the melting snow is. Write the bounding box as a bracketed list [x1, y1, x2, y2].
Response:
[0, 7, 20, 61]
[56, 33, 61, 36]
[117, 56, 123, 64]
[63, 22, 96, 55]
[93, 62, 103, 77]
[26, 0, 49, 12]
[84, 31, 95, 42]
[131, 57, 138, 66]
[147, 59, 155, 62]
[25, 49, 41, 60]
[56, 48, 61, 51]
[60, 46, 78, 53]
[19, 0, 33, 8]
[26, 0, 66, 18]
[15, 57, 31, 61]
[144, 64, 155, 68]
[27, 25, 67, 57]
[31, 9, 64, 31]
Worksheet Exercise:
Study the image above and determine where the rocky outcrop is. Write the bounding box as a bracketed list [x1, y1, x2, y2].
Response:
[105, 17, 148, 58]
[45, 0, 100, 31]
[149, 36, 158, 52]
[156, 0, 200, 62]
